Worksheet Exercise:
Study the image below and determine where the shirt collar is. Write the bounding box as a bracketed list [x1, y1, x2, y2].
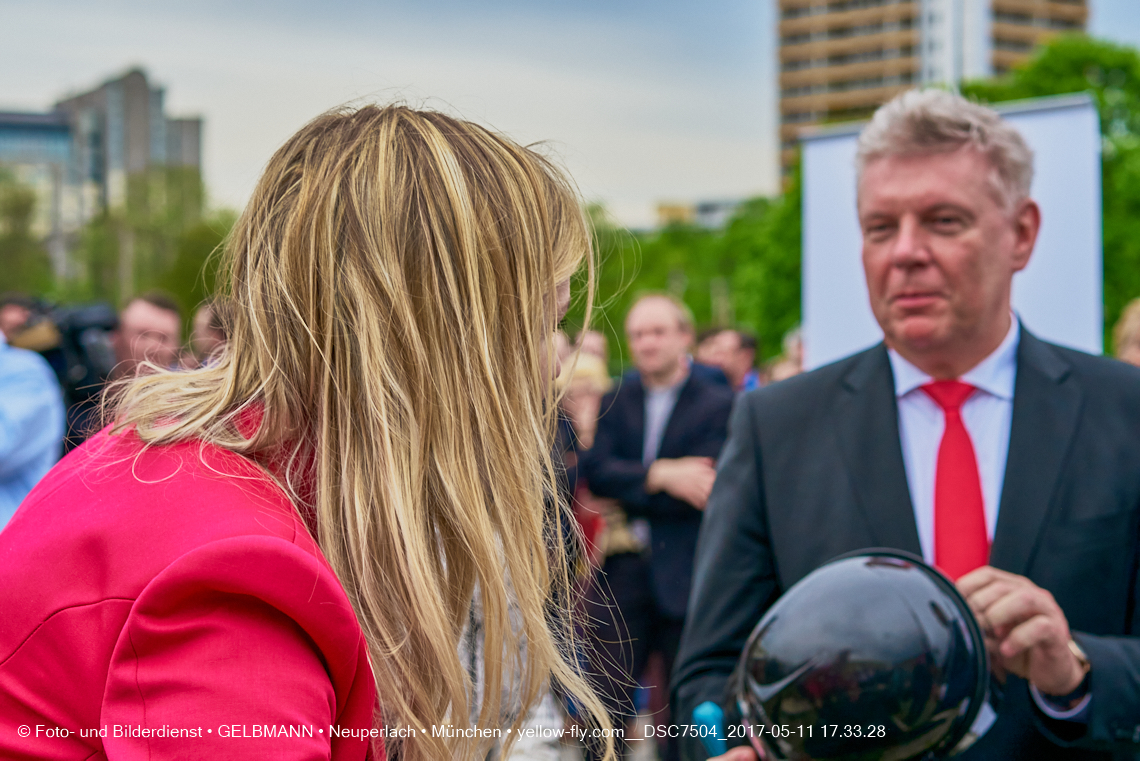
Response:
[888, 316, 1020, 400]
[646, 374, 687, 398]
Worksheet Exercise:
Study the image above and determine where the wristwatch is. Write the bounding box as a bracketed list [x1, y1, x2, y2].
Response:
[1040, 639, 1092, 712]
[1069, 638, 1091, 675]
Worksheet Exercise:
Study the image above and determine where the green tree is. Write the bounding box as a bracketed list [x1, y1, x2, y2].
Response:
[567, 184, 804, 371]
[565, 204, 760, 372]
[160, 210, 237, 330]
[563, 205, 643, 372]
[66, 166, 210, 306]
[963, 35, 1140, 344]
[727, 165, 802, 361]
[0, 171, 54, 295]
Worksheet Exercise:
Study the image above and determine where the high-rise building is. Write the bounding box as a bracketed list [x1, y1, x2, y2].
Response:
[0, 68, 202, 286]
[778, 0, 1087, 169]
[54, 67, 202, 216]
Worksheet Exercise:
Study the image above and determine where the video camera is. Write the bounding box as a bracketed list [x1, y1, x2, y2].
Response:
[8, 300, 118, 407]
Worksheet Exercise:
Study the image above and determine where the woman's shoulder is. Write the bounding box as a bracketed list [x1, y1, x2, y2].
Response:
[0, 426, 327, 645]
[0, 428, 377, 759]
[21, 425, 310, 543]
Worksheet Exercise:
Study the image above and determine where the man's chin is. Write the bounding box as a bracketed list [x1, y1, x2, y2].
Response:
[886, 320, 948, 354]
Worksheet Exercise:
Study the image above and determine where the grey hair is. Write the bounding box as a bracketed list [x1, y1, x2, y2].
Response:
[856, 89, 1035, 207]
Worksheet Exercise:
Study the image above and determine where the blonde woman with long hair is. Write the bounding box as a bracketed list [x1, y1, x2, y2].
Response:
[0, 105, 615, 761]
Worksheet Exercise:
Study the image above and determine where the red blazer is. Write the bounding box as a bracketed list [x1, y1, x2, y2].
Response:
[0, 427, 380, 760]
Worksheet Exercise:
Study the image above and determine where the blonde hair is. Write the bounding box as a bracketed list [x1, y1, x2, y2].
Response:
[856, 89, 1034, 208]
[109, 105, 613, 760]
[558, 351, 613, 395]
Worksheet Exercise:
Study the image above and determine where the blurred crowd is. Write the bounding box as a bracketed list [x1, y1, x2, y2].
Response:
[0, 291, 227, 525]
[7, 281, 1140, 759]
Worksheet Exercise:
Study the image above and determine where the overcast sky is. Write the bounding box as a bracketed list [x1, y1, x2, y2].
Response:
[2, 1, 1137, 228]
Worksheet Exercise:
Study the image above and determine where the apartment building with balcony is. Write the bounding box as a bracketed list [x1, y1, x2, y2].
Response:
[778, 0, 1087, 170]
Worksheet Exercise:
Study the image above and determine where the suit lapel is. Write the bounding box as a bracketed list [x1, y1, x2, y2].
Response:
[834, 345, 923, 555]
[990, 329, 1081, 576]
[624, 372, 647, 462]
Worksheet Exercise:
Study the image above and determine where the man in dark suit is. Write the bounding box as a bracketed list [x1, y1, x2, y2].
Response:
[673, 90, 1140, 761]
[583, 293, 734, 760]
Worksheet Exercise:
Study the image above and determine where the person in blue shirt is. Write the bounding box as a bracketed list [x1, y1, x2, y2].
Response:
[0, 331, 64, 528]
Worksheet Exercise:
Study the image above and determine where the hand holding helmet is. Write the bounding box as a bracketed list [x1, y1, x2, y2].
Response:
[730, 550, 994, 761]
[957, 565, 1089, 699]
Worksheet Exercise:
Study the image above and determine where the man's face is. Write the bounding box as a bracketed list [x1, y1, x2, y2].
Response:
[626, 298, 691, 378]
[712, 330, 755, 387]
[0, 304, 30, 340]
[113, 300, 182, 374]
[695, 333, 723, 366]
[858, 148, 1038, 365]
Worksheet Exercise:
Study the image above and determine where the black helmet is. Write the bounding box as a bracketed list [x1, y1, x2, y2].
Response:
[735, 550, 990, 761]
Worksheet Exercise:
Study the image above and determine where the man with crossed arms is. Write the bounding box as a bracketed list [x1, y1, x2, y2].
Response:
[673, 90, 1140, 760]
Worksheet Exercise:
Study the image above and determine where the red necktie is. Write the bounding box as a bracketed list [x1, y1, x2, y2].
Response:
[922, 380, 989, 580]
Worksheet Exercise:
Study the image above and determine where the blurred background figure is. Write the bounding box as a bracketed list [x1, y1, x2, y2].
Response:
[188, 298, 228, 368]
[559, 351, 614, 571]
[1114, 298, 1140, 367]
[560, 352, 612, 451]
[0, 327, 65, 529]
[0, 293, 33, 341]
[110, 292, 182, 379]
[693, 328, 721, 366]
[689, 328, 730, 388]
[767, 326, 803, 383]
[1, 293, 66, 377]
[575, 329, 609, 367]
[708, 329, 761, 394]
[66, 292, 182, 451]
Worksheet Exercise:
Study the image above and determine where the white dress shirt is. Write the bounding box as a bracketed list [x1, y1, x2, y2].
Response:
[643, 375, 685, 467]
[888, 319, 1020, 565]
[888, 318, 1088, 722]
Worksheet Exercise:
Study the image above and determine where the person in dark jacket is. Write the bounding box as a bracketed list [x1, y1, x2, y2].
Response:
[582, 293, 733, 760]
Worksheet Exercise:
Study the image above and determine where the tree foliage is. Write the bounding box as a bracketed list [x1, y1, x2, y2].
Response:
[564, 189, 802, 372]
[160, 210, 236, 331]
[564, 167, 803, 369]
[963, 34, 1140, 344]
[728, 164, 802, 361]
[0, 171, 54, 295]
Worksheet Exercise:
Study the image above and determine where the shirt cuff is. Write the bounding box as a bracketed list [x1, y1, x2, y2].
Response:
[1030, 682, 1092, 722]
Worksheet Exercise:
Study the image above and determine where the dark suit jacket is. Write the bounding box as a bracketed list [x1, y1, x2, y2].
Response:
[672, 329, 1140, 760]
[583, 368, 735, 619]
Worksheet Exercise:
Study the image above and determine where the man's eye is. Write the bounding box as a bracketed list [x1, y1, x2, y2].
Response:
[930, 216, 966, 232]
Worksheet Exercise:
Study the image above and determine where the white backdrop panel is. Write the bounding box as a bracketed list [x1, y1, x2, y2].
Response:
[801, 94, 1102, 370]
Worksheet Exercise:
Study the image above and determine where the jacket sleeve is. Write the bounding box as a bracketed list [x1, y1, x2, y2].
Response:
[582, 390, 653, 507]
[670, 393, 782, 756]
[1031, 630, 1140, 752]
[101, 536, 378, 761]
